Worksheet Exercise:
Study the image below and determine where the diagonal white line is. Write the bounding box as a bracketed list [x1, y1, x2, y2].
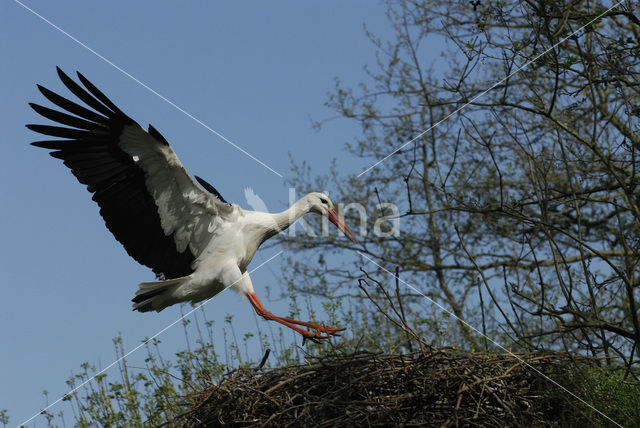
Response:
[17, 251, 284, 428]
[357, 251, 622, 427]
[357, 1, 624, 177]
[13, 0, 283, 178]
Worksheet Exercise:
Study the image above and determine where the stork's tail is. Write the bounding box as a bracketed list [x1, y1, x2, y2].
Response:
[132, 276, 190, 312]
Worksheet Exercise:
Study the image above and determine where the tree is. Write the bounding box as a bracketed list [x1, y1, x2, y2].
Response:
[275, 0, 640, 376]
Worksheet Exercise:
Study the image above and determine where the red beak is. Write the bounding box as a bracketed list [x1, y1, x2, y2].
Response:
[327, 209, 358, 242]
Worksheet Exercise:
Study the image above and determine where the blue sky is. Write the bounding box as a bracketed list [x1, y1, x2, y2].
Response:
[0, 1, 401, 425]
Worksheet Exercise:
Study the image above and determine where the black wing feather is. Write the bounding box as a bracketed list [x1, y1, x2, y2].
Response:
[56, 67, 115, 117]
[28, 68, 197, 279]
[29, 103, 104, 130]
[148, 124, 170, 146]
[26, 124, 106, 139]
[37, 85, 107, 125]
[195, 175, 229, 204]
[76, 70, 127, 116]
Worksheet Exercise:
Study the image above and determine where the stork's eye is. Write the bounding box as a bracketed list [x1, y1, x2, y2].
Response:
[320, 198, 328, 205]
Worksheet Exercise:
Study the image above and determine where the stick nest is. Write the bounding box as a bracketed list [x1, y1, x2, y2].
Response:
[175, 348, 585, 427]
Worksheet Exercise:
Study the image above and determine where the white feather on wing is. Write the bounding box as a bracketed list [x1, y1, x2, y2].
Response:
[119, 123, 234, 257]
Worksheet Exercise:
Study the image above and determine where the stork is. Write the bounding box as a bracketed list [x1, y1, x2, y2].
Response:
[27, 68, 357, 343]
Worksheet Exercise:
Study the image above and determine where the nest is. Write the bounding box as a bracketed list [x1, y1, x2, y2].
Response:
[173, 348, 587, 427]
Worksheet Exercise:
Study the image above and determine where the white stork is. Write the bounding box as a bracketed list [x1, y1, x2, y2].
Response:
[28, 68, 357, 343]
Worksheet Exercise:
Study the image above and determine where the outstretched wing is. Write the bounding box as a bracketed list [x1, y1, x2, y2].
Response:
[28, 67, 233, 279]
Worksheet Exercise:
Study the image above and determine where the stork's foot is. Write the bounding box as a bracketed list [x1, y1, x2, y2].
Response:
[301, 331, 327, 345]
[282, 318, 345, 336]
[316, 325, 346, 336]
[246, 292, 346, 345]
[298, 323, 345, 345]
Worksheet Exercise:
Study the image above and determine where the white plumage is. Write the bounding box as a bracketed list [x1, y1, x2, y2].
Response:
[28, 68, 357, 343]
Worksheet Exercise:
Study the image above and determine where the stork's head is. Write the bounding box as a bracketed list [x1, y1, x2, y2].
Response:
[307, 192, 357, 242]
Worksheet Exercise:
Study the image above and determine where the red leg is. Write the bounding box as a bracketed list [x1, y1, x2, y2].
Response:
[246, 292, 344, 344]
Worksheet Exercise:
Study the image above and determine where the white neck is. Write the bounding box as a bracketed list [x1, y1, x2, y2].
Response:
[246, 194, 319, 247]
[267, 195, 312, 236]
